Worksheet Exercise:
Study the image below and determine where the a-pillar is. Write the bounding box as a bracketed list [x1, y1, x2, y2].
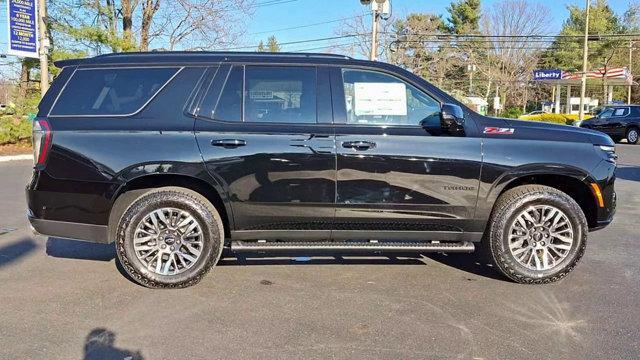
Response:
[554, 83, 562, 114]
[565, 85, 572, 114]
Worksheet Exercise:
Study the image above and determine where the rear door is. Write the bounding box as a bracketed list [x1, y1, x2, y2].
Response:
[195, 64, 336, 241]
[331, 67, 483, 241]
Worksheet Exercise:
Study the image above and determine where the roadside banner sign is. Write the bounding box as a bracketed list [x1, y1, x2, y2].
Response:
[6, 0, 39, 58]
[533, 69, 562, 81]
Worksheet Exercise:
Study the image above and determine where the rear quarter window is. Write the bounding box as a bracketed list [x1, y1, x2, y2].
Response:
[50, 67, 181, 116]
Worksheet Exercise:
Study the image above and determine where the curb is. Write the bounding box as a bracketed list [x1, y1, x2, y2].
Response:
[0, 154, 32, 162]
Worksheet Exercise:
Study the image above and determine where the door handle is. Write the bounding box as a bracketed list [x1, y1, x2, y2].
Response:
[342, 140, 376, 151]
[211, 139, 246, 148]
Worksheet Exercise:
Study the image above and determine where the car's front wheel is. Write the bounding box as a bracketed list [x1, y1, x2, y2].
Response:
[483, 185, 587, 284]
[115, 187, 224, 288]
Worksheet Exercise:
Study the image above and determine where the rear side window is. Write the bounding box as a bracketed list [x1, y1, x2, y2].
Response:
[613, 107, 629, 117]
[206, 66, 243, 122]
[245, 66, 316, 123]
[50, 67, 180, 116]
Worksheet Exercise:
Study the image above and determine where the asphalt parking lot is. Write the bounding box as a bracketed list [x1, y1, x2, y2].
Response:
[1, 145, 639, 360]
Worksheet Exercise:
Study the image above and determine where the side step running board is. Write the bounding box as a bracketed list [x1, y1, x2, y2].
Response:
[230, 241, 475, 253]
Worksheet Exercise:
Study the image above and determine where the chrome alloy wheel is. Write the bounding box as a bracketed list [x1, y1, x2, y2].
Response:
[507, 205, 574, 271]
[629, 129, 638, 143]
[133, 207, 204, 276]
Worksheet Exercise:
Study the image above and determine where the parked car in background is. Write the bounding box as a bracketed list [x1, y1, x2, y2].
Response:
[27, 52, 616, 288]
[577, 105, 640, 144]
[521, 110, 547, 117]
[518, 110, 548, 120]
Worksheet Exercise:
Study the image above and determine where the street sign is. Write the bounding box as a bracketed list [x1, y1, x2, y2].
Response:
[533, 69, 562, 81]
[6, 0, 39, 58]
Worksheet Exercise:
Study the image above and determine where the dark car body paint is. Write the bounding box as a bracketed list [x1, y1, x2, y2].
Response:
[579, 105, 640, 139]
[26, 53, 616, 244]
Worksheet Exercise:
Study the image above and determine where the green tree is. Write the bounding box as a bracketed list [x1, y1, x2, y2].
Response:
[390, 14, 455, 88]
[543, 0, 625, 71]
[541, 0, 628, 103]
[267, 36, 281, 52]
[257, 41, 266, 52]
[446, 0, 481, 34]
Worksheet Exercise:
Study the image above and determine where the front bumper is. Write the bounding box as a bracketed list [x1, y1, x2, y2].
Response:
[589, 159, 616, 231]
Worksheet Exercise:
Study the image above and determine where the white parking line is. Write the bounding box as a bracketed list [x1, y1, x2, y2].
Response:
[0, 154, 32, 162]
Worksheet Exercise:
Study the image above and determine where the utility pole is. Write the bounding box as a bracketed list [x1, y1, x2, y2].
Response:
[370, 2, 380, 61]
[629, 40, 633, 105]
[38, 0, 49, 97]
[578, 0, 590, 121]
[467, 64, 476, 95]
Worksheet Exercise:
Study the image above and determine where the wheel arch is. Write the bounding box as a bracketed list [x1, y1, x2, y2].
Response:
[108, 173, 233, 242]
[495, 172, 598, 229]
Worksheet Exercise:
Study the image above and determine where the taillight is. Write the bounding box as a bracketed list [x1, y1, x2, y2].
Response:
[32, 119, 52, 168]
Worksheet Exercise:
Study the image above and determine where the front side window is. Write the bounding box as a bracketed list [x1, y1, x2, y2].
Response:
[342, 69, 440, 127]
[599, 108, 615, 119]
[51, 67, 179, 116]
[244, 66, 317, 123]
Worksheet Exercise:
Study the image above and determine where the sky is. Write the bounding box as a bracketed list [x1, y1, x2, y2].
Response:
[0, 0, 634, 57]
[240, 0, 632, 52]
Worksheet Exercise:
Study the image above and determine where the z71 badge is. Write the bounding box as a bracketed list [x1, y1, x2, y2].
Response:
[484, 127, 515, 135]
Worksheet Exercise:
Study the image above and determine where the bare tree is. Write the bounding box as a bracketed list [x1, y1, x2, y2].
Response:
[149, 0, 253, 51]
[478, 0, 551, 109]
[49, 0, 253, 53]
[334, 13, 394, 60]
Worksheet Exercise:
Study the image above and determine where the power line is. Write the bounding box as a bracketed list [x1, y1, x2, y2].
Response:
[384, 32, 640, 39]
[249, 0, 299, 8]
[249, 14, 369, 35]
[223, 34, 358, 50]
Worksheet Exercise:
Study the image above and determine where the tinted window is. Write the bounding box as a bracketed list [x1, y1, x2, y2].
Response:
[51, 67, 179, 116]
[244, 66, 317, 123]
[613, 107, 629, 117]
[198, 66, 243, 122]
[342, 69, 440, 127]
[599, 108, 614, 119]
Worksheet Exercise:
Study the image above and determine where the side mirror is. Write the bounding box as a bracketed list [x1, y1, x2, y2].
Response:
[440, 103, 465, 129]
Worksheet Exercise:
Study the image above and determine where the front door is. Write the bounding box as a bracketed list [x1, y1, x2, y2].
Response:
[195, 65, 336, 240]
[331, 67, 483, 241]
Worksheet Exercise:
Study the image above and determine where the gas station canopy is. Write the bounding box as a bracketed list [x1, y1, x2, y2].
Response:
[533, 67, 636, 86]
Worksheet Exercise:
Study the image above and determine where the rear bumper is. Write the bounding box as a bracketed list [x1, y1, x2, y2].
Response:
[28, 214, 109, 243]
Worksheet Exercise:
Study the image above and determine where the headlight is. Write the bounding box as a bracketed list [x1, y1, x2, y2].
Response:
[595, 144, 617, 163]
[573, 120, 583, 127]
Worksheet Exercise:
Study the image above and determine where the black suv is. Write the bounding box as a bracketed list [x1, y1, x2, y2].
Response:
[27, 52, 616, 288]
[578, 105, 640, 144]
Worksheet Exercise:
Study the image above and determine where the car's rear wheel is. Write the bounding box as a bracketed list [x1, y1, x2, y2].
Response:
[626, 127, 639, 144]
[115, 187, 224, 288]
[483, 185, 587, 284]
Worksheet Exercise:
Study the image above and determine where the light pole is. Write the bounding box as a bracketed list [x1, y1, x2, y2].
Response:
[360, 0, 388, 61]
[38, 0, 49, 97]
[628, 40, 633, 105]
[578, 0, 590, 121]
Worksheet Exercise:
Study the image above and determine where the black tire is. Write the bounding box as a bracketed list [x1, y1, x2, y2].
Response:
[626, 127, 639, 144]
[115, 187, 224, 288]
[482, 185, 587, 284]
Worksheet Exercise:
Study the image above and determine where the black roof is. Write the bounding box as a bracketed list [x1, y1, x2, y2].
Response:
[54, 51, 355, 68]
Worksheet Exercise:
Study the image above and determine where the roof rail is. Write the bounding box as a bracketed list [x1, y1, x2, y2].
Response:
[54, 51, 355, 68]
[94, 51, 352, 60]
